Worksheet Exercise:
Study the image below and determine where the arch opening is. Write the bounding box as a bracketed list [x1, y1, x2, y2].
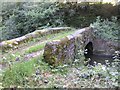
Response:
[84, 42, 93, 58]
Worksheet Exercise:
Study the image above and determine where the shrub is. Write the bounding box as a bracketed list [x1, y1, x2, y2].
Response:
[1, 2, 63, 41]
[58, 2, 119, 28]
[1, 2, 119, 41]
[90, 16, 120, 41]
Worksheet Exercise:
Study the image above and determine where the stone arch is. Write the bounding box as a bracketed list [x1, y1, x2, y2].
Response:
[84, 42, 93, 58]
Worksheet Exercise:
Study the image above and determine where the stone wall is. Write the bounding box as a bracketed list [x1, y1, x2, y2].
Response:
[43, 27, 94, 66]
[93, 38, 120, 55]
[0, 27, 71, 51]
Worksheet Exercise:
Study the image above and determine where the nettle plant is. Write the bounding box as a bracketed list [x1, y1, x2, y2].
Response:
[90, 16, 120, 41]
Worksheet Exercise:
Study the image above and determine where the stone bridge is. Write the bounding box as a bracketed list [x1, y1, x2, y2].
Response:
[1, 26, 119, 66]
[43, 27, 120, 66]
[43, 27, 95, 66]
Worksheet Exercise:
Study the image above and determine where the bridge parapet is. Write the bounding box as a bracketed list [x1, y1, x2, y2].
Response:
[0, 27, 71, 51]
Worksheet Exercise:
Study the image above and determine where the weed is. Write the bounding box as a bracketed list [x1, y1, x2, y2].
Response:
[2, 58, 36, 87]
[50, 64, 68, 75]
[2, 55, 51, 87]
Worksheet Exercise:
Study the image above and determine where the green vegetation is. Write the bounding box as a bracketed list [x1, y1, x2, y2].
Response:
[59, 2, 119, 28]
[1, 2, 63, 41]
[2, 55, 69, 88]
[2, 58, 36, 87]
[1, 1, 120, 89]
[52, 30, 75, 40]
[1, 2, 119, 41]
[90, 16, 120, 41]
[2, 52, 119, 88]
[25, 43, 45, 53]
[2, 55, 43, 87]
[72, 59, 119, 88]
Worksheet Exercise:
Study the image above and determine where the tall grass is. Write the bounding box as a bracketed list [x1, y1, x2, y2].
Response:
[2, 58, 36, 87]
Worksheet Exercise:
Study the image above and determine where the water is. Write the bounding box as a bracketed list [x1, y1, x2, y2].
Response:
[85, 54, 114, 65]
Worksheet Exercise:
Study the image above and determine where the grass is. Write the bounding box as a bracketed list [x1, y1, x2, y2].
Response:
[24, 28, 74, 47]
[2, 55, 42, 87]
[2, 54, 69, 88]
[2, 59, 35, 87]
[45, 30, 75, 40]
[52, 30, 74, 40]
[25, 43, 45, 53]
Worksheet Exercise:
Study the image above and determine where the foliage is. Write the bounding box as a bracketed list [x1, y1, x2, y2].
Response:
[73, 48, 119, 88]
[2, 55, 68, 88]
[58, 2, 119, 28]
[1, 2, 119, 41]
[2, 59, 36, 87]
[90, 16, 120, 41]
[77, 58, 120, 88]
[1, 2, 120, 88]
[1, 2, 63, 41]
[74, 49, 85, 66]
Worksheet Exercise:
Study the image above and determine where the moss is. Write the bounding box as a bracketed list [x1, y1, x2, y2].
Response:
[60, 37, 69, 45]
[50, 56, 57, 65]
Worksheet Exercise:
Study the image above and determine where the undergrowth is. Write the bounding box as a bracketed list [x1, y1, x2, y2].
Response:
[2, 49, 120, 88]
[2, 54, 69, 88]
[2, 55, 42, 87]
[90, 16, 120, 41]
